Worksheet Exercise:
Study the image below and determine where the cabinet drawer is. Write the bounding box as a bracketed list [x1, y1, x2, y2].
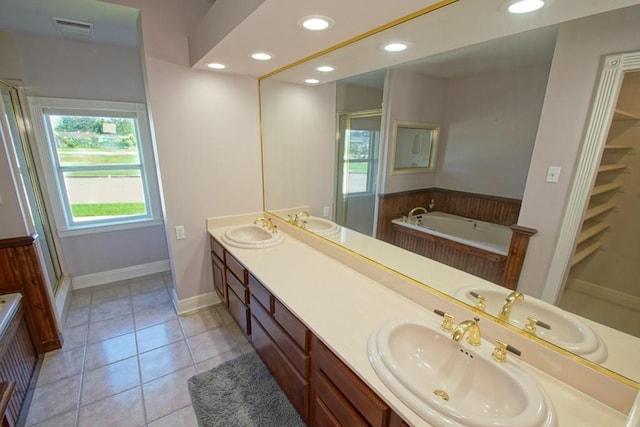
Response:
[315, 371, 368, 427]
[226, 268, 249, 304]
[313, 397, 341, 427]
[248, 274, 273, 312]
[314, 338, 390, 427]
[227, 287, 250, 336]
[209, 236, 224, 261]
[251, 318, 309, 421]
[274, 299, 310, 352]
[211, 253, 226, 304]
[225, 252, 248, 284]
[251, 296, 310, 377]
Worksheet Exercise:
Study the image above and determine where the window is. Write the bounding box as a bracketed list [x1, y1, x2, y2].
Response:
[29, 98, 160, 233]
[337, 113, 381, 195]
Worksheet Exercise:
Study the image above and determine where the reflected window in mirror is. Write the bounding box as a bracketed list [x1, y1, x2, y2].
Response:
[337, 112, 382, 195]
[392, 122, 438, 172]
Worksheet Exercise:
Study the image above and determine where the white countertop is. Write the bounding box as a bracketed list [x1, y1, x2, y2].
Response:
[324, 225, 640, 384]
[208, 217, 628, 426]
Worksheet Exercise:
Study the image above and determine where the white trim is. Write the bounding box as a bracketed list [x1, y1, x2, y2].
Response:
[54, 275, 73, 324]
[72, 259, 170, 289]
[543, 51, 640, 304]
[567, 279, 640, 312]
[174, 291, 221, 315]
[57, 218, 164, 238]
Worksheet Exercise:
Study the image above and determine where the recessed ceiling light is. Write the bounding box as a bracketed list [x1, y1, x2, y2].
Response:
[316, 65, 335, 72]
[207, 63, 226, 70]
[250, 52, 272, 61]
[383, 42, 409, 52]
[504, 0, 545, 14]
[305, 78, 320, 84]
[298, 16, 334, 31]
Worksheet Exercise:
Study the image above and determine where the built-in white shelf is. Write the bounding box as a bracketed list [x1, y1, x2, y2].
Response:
[577, 222, 610, 245]
[571, 241, 602, 267]
[597, 164, 627, 173]
[584, 202, 616, 220]
[613, 108, 640, 121]
[591, 182, 622, 196]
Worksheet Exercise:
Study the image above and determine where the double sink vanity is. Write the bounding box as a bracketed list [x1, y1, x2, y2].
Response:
[207, 213, 632, 426]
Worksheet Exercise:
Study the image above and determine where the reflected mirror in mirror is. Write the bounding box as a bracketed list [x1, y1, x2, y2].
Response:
[260, 0, 640, 386]
[392, 123, 438, 171]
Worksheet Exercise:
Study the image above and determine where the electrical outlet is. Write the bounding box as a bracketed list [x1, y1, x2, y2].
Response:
[175, 225, 186, 240]
[323, 206, 330, 217]
[545, 166, 561, 183]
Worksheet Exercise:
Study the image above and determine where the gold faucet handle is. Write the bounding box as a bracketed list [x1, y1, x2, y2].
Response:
[524, 317, 538, 334]
[475, 295, 486, 311]
[492, 340, 508, 363]
[492, 340, 522, 363]
[433, 309, 454, 332]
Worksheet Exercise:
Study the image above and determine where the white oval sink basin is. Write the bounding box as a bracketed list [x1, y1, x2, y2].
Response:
[453, 286, 607, 363]
[301, 216, 339, 236]
[221, 225, 284, 249]
[368, 319, 556, 427]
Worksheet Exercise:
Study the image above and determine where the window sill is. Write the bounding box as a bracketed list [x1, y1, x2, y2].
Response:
[57, 218, 164, 238]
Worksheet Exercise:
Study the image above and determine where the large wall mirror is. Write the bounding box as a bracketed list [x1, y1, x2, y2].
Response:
[260, 0, 640, 386]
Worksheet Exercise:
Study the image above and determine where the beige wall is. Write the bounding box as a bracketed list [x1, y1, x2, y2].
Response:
[135, 0, 263, 301]
[8, 31, 169, 277]
[380, 69, 444, 194]
[518, 6, 640, 298]
[437, 64, 550, 199]
[262, 79, 337, 217]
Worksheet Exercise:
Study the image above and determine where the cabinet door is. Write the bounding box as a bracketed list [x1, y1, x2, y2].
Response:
[211, 253, 226, 305]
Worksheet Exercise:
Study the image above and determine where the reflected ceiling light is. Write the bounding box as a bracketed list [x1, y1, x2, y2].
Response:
[298, 16, 334, 31]
[250, 52, 272, 61]
[316, 65, 335, 72]
[383, 42, 409, 52]
[207, 63, 226, 70]
[504, 0, 545, 14]
[305, 78, 320, 84]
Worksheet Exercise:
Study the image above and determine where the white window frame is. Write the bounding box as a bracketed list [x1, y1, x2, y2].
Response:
[29, 97, 162, 236]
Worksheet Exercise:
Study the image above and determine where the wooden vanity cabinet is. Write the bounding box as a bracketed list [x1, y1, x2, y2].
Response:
[209, 237, 226, 304]
[0, 300, 38, 426]
[249, 276, 312, 422]
[312, 337, 406, 427]
[209, 234, 408, 426]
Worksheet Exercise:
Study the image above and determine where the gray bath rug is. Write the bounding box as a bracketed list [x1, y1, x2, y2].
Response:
[188, 351, 306, 427]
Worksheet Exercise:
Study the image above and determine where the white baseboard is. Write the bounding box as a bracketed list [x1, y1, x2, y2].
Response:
[72, 260, 170, 290]
[54, 275, 73, 326]
[567, 278, 640, 311]
[174, 289, 221, 315]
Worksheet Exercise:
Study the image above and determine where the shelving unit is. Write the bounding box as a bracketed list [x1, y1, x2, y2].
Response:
[570, 105, 636, 267]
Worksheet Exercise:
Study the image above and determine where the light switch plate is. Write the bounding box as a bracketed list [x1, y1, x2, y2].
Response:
[175, 225, 186, 240]
[546, 166, 561, 183]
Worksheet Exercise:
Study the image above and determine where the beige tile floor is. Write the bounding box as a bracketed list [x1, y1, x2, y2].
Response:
[26, 272, 252, 427]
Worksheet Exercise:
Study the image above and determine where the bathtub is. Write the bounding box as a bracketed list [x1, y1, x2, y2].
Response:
[391, 211, 512, 255]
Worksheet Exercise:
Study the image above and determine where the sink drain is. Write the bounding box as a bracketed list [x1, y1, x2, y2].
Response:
[434, 389, 450, 401]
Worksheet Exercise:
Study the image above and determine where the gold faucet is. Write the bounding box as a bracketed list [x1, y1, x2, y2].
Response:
[451, 317, 481, 346]
[498, 291, 524, 322]
[287, 211, 310, 228]
[407, 206, 428, 217]
[254, 217, 277, 233]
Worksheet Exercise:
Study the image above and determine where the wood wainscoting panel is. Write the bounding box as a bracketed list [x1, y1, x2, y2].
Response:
[0, 235, 62, 354]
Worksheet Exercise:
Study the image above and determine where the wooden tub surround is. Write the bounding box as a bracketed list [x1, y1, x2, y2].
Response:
[378, 188, 536, 289]
[0, 235, 62, 354]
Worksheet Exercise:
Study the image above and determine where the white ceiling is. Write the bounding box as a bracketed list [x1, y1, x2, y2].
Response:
[0, 0, 139, 46]
[1, 0, 639, 81]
